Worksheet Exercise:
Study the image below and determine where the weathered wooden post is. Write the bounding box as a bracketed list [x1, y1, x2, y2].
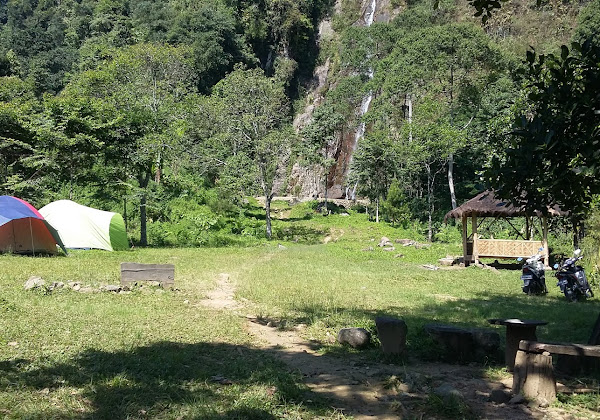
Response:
[472, 214, 479, 265]
[461, 214, 469, 266]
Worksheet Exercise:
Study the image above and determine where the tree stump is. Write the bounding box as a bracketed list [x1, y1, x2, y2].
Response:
[513, 350, 556, 403]
[375, 316, 407, 355]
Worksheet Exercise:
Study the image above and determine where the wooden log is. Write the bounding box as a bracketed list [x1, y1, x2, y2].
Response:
[121, 263, 175, 288]
[513, 349, 556, 403]
[519, 340, 600, 358]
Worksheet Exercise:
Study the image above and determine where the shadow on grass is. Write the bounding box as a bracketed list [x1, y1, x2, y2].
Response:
[281, 291, 600, 363]
[4, 293, 599, 419]
[0, 342, 330, 419]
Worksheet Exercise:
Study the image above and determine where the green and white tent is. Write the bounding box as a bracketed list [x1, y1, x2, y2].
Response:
[39, 200, 128, 251]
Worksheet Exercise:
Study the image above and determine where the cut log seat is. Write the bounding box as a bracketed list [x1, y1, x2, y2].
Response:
[513, 339, 600, 404]
[424, 323, 500, 363]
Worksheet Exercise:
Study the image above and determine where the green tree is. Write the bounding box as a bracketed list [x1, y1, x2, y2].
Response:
[485, 40, 600, 245]
[61, 42, 196, 245]
[211, 66, 291, 239]
[573, 0, 600, 48]
[406, 98, 466, 241]
[382, 178, 410, 227]
[0, 76, 40, 198]
[350, 129, 398, 222]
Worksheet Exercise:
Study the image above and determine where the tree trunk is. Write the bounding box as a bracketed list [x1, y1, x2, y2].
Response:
[407, 93, 413, 143]
[376, 198, 379, 223]
[448, 153, 457, 210]
[323, 171, 328, 214]
[573, 219, 583, 249]
[138, 172, 150, 247]
[123, 197, 128, 233]
[265, 194, 273, 239]
[155, 149, 162, 184]
[427, 164, 433, 242]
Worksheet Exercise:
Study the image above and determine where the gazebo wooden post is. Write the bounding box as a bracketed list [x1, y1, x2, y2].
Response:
[542, 216, 549, 268]
[472, 214, 479, 265]
[462, 214, 469, 266]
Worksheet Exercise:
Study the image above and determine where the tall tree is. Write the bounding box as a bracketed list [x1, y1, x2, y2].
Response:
[61, 42, 196, 245]
[211, 66, 291, 239]
[485, 40, 600, 245]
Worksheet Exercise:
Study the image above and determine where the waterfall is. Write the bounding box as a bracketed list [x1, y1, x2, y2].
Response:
[345, 0, 376, 200]
[365, 0, 376, 26]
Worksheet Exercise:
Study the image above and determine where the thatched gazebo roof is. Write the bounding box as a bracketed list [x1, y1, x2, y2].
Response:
[444, 191, 568, 222]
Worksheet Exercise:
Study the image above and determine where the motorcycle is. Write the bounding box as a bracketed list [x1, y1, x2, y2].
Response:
[518, 249, 547, 295]
[554, 249, 594, 301]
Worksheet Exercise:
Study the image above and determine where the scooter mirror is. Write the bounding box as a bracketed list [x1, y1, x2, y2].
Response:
[538, 247, 544, 252]
[517, 257, 523, 262]
[553, 263, 559, 269]
[574, 249, 582, 256]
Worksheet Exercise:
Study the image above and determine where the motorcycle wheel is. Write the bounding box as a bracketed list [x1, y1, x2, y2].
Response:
[522, 286, 530, 294]
[564, 288, 579, 302]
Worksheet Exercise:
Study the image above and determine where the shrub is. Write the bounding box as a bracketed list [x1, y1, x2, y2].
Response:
[434, 223, 462, 243]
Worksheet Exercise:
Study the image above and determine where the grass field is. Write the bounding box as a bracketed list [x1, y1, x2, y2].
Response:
[1, 209, 600, 418]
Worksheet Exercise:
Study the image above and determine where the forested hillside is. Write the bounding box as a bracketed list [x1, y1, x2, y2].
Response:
[1, 0, 598, 245]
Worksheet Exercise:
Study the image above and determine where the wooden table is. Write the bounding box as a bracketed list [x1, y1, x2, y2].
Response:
[487, 318, 548, 371]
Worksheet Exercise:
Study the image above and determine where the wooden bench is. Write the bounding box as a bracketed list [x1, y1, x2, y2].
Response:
[513, 340, 600, 403]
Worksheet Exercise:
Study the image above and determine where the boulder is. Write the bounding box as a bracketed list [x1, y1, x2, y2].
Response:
[433, 383, 464, 403]
[24, 276, 45, 291]
[47, 281, 65, 292]
[378, 237, 392, 247]
[438, 257, 456, 266]
[376, 316, 407, 355]
[489, 389, 511, 404]
[337, 328, 371, 349]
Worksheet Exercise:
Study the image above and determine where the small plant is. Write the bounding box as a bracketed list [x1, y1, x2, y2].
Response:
[424, 393, 475, 419]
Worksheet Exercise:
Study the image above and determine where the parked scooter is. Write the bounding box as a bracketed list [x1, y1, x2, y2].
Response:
[518, 249, 547, 295]
[554, 249, 594, 301]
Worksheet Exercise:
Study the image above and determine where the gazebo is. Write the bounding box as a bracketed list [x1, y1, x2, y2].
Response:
[444, 191, 567, 267]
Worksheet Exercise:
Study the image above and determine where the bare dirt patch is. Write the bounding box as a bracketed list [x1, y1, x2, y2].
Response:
[200, 273, 598, 419]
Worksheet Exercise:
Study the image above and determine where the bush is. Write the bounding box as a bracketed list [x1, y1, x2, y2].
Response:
[434, 223, 462, 243]
[273, 224, 325, 243]
[382, 179, 411, 227]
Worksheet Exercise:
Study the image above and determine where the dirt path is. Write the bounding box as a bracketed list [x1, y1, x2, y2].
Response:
[198, 273, 240, 310]
[200, 273, 596, 419]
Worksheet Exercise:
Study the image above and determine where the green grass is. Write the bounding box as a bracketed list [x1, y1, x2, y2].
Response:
[0, 248, 335, 419]
[1, 211, 600, 418]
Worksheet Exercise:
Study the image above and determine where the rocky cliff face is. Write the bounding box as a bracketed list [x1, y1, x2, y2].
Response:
[287, 0, 399, 199]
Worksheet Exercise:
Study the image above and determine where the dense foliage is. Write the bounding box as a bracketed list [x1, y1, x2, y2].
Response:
[0, 0, 598, 246]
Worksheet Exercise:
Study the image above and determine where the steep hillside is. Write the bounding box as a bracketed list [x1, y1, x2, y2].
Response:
[289, 0, 589, 201]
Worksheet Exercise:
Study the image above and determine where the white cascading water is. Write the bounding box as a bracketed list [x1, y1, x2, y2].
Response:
[345, 0, 376, 200]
